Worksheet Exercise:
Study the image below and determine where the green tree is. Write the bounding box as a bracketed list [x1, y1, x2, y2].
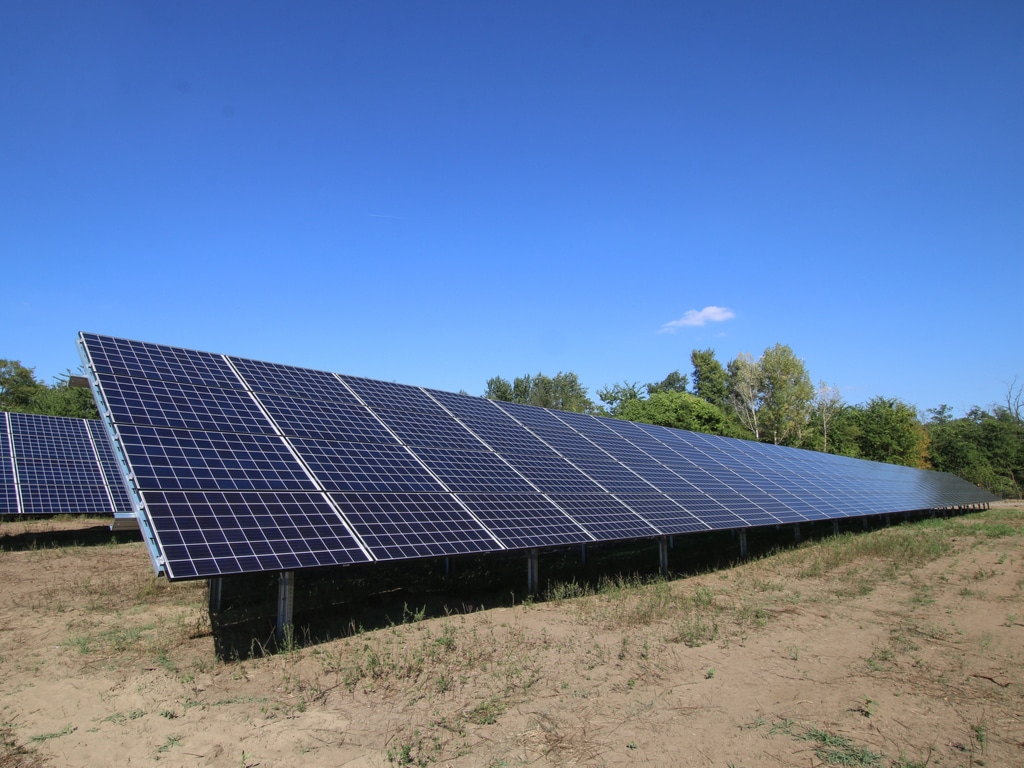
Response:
[0, 361, 99, 419]
[485, 371, 596, 413]
[646, 370, 688, 395]
[596, 380, 644, 417]
[928, 405, 1023, 498]
[856, 397, 928, 467]
[690, 348, 729, 411]
[727, 352, 761, 440]
[809, 381, 844, 453]
[30, 371, 100, 419]
[616, 390, 731, 435]
[756, 344, 814, 446]
[0, 359, 46, 412]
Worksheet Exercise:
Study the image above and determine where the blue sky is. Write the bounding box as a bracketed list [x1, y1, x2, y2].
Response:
[2, 2, 1021, 417]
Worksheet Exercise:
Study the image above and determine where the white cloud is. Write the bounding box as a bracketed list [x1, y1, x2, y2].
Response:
[659, 306, 736, 332]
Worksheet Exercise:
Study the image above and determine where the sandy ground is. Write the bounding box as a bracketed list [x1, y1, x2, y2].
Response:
[1, 504, 1023, 768]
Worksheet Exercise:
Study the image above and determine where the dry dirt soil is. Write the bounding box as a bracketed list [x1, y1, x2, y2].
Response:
[2, 503, 1023, 768]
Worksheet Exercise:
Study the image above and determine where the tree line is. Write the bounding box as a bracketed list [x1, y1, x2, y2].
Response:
[485, 346, 1023, 499]
[3, 350, 1019, 499]
[0, 359, 99, 419]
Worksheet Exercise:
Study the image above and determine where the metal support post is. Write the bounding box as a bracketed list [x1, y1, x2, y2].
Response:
[580, 543, 587, 566]
[444, 557, 451, 579]
[738, 529, 748, 559]
[526, 549, 539, 596]
[793, 523, 801, 543]
[832, 520, 840, 536]
[277, 571, 295, 644]
[208, 577, 222, 614]
[659, 536, 669, 577]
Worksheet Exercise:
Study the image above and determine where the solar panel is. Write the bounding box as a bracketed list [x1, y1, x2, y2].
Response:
[1, 410, 134, 517]
[1, 416, 16, 514]
[77, 333, 1000, 581]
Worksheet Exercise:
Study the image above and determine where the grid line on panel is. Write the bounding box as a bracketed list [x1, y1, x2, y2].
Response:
[10, 412, 95, 462]
[545, 493, 659, 540]
[499, 452, 607, 494]
[100, 375, 278, 435]
[117, 425, 319, 492]
[289, 438, 449, 493]
[87, 421, 134, 512]
[458, 493, 593, 549]
[15, 458, 106, 487]
[451, 416, 556, 455]
[81, 333, 242, 389]
[422, 388, 505, 421]
[614, 494, 713, 534]
[143, 490, 372, 579]
[20, 484, 114, 515]
[230, 357, 362, 404]
[258, 393, 399, 444]
[411, 446, 539, 494]
[370, 407, 490, 452]
[339, 375, 440, 414]
[1, 414, 17, 512]
[330, 492, 503, 561]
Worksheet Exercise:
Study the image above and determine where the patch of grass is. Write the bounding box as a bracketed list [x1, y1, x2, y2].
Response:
[28, 724, 75, 743]
[0, 717, 46, 768]
[799, 726, 883, 766]
[466, 695, 508, 725]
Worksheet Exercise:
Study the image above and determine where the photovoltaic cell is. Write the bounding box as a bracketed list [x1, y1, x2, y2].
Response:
[0, 416, 15, 514]
[457, 493, 592, 549]
[412, 446, 538, 494]
[290, 438, 447, 493]
[100, 375, 276, 435]
[230, 356, 360, 404]
[144, 490, 371, 579]
[370, 407, 489, 452]
[340, 375, 441, 414]
[81, 333, 239, 389]
[116, 425, 317, 492]
[329, 492, 501, 560]
[546, 494, 658, 540]
[1, 411, 133, 516]
[259, 393, 398, 444]
[77, 333, 1000, 581]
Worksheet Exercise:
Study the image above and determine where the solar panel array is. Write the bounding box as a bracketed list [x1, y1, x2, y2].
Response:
[1, 411, 133, 516]
[78, 333, 998, 581]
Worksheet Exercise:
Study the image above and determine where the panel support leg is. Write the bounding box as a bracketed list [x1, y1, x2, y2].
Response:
[526, 549, 539, 596]
[208, 577, 222, 614]
[738, 529, 748, 560]
[793, 523, 801, 543]
[658, 536, 669, 577]
[884, 514, 891, 527]
[277, 571, 295, 645]
[444, 557, 451, 579]
[863, 516, 869, 530]
[580, 543, 587, 566]
[832, 520, 840, 536]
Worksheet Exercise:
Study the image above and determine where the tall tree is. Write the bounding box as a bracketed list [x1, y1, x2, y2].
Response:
[596, 381, 644, 417]
[485, 371, 596, 413]
[616, 390, 731, 435]
[690, 348, 729, 411]
[928, 406, 1023, 498]
[646, 370, 688, 395]
[727, 353, 761, 440]
[756, 344, 814, 446]
[0, 359, 46, 412]
[812, 381, 844, 453]
[856, 397, 928, 467]
[0, 361, 99, 419]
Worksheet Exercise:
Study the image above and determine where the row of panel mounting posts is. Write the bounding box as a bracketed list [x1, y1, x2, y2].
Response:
[207, 508, 987, 643]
